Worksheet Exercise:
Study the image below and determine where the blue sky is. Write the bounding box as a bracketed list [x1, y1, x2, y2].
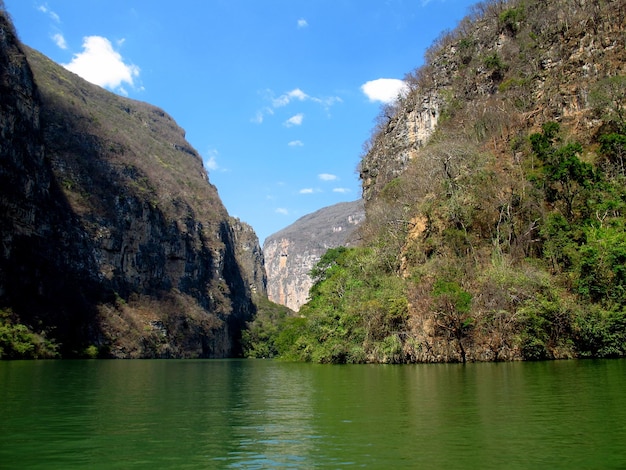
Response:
[5, 0, 477, 244]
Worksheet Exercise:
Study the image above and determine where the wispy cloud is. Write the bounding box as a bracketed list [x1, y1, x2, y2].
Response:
[299, 188, 314, 194]
[63, 36, 140, 95]
[288, 140, 304, 147]
[297, 18, 308, 28]
[203, 149, 220, 172]
[333, 187, 351, 193]
[251, 107, 273, 124]
[361, 78, 409, 103]
[284, 113, 304, 127]
[253, 88, 342, 124]
[37, 3, 60, 22]
[318, 173, 338, 181]
[52, 33, 67, 49]
[275, 208, 289, 215]
[38, 4, 66, 49]
[273, 88, 308, 107]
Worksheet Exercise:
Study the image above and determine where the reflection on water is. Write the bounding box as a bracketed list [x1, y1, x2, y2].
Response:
[1, 359, 626, 469]
[216, 361, 318, 467]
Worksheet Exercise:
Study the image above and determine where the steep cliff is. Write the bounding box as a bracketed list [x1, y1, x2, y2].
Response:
[360, 0, 626, 202]
[267, 0, 626, 364]
[263, 200, 364, 311]
[0, 9, 266, 358]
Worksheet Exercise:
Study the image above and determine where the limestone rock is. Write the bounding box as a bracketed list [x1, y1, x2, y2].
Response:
[263, 200, 364, 311]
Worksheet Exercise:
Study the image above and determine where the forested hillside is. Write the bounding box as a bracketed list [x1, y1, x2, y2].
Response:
[250, 0, 626, 363]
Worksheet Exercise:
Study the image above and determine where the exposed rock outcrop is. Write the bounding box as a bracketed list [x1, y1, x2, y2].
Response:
[359, 0, 626, 203]
[355, 0, 626, 363]
[263, 200, 364, 311]
[360, 92, 441, 201]
[0, 9, 266, 358]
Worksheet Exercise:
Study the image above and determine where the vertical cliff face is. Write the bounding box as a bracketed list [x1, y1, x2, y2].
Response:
[263, 200, 364, 311]
[0, 9, 101, 351]
[360, 91, 441, 201]
[360, 0, 626, 204]
[0, 10, 266, 358]
[229, 217, 267, 297]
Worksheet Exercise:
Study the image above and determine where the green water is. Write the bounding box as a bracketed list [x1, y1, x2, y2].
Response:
[1, 359, 625, 469]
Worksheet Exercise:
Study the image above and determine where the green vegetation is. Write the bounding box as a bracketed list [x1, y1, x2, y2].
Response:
[243, 0, 626, 363]
[242, 296, 295, 358]
[272, 247, 409, 363]
[246, 117, 626, 363]
[0, 309, 58, 359]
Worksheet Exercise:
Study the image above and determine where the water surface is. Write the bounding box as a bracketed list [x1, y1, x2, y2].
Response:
[1, 359, 625, 469]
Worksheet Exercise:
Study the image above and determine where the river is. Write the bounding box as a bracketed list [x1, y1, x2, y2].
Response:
[1, 359, 625, 469]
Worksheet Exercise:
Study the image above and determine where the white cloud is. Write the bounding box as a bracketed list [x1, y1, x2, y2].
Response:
[297, 18, 308, 28]
[313, 95, 343, 109]
[284, 113, 304, 127]
[361, 78, 409, 103]
[205, 156, 218, 170]
[288, 140, 304, 147]
[273, 88, 308, 107]
[63, 36, 140, 93]
[52, 33, 67, 50]
[204, 149, 220, 171]
[333, 187, 351, 193]
[275, 208, 289, 215]
[299, 188, 314, 194]
[37, 4, 60, 22]
[254, 88, 341, 123]
[319, 173, 338, 181]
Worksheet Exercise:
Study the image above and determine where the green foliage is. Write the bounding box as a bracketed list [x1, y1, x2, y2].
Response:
[83, 345, 100, 359]
[309, 246, 348, 292]
[285, 117, 626, 364]
[0, 309, 58, 359]
[275, 247, 409, 363]
[530, 122, 596, 218]
[518, 294, 573, 360]
[483, 52, 507, 80]
[598, 132, 626, 176]
[241, 297, 296, 359]
[573, 307, 626, 358]
[433, 280, 472, 313]
[432, 279, 474, 363]
[457, 37, 475, 65]
[529, 123, 626, 309]
[499, 5, 525, 35]
[576, 223, 626, 306]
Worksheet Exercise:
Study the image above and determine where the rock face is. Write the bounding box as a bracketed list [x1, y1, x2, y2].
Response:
[360, 91, 441, 201]
[359, 0, 626, 203]
[0, 10, 266, 358]
[263, 200, 364, 311]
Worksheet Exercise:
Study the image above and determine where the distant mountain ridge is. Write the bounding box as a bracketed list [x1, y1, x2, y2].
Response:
[263, 200, 364, 311]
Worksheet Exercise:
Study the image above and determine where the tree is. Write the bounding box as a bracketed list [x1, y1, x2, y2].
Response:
[589, 76, 626, 130]
[432, 280, 474, 363]
[599, 132, 626, 177]
[309, 246, 348, 292]
[530, 122, 594, 220]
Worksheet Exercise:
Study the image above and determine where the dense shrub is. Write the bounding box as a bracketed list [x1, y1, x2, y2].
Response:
[0, 309, 58, 359]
